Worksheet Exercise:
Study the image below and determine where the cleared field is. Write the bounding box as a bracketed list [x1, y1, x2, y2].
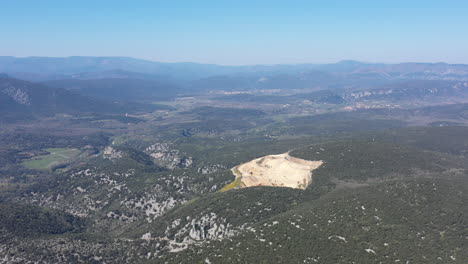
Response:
[21, 148, 81, 170]
[231, 152, 322, 189]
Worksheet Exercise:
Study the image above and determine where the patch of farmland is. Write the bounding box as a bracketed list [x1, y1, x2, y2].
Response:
[21, 148, 81, 170]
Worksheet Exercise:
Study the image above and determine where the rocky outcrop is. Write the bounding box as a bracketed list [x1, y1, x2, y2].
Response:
[102, 146, 124, 160]
[1, 84, 31, 105]
[145, 143, 193, 169]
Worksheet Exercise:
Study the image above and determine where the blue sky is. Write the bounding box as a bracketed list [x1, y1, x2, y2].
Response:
[1, 0, 468, 65]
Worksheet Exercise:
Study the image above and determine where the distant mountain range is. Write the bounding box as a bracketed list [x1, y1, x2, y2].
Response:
[2, 57, 468, 123]
[1, 56, 468, 82]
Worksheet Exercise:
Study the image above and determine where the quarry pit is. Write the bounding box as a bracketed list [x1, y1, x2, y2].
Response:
[229, 152, 323, 190]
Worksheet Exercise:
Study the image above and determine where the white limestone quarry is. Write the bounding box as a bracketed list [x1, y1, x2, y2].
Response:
[232, 152, 323, 190]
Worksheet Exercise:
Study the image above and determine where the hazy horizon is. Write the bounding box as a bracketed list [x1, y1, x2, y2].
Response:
[2, 1, 468, 65]
[1, 55, 467, 67]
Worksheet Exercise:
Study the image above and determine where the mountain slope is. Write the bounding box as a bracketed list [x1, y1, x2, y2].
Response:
[0, 203, 85, 237]
[122, 140, 467, 259]
[0, 56, 245, 81]
[165, 177, 467, 263]
[0, 76, 158, 121]
[42, 78, 181, 101]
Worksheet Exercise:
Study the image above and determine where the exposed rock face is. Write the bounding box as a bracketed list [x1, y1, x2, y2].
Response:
[134, 213, 239, 255]
[1, 83, 31, 105]
[145, 143, 193, 169]
[197, 164, 226, 174]
[102, 146, 123, 160]
[123, 195, 181, 222]
[187, 213, 235, 241]
[349, 89, 394, 99]
[347, 82, 468, 100]
[161, 213, 238, 252]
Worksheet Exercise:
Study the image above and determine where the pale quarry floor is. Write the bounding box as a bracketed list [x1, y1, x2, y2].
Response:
[232, 152, 323, 189]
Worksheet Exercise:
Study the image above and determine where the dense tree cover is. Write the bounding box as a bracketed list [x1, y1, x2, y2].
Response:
[371, 126, 468, 156]
[0, 203, 85, 237]
[291, 140, 468, 181]
[162, 177, 468, 263]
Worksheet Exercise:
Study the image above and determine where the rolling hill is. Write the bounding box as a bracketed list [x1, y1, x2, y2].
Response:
[42, 78, 181, 101]
[0, 76, 160, 121]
